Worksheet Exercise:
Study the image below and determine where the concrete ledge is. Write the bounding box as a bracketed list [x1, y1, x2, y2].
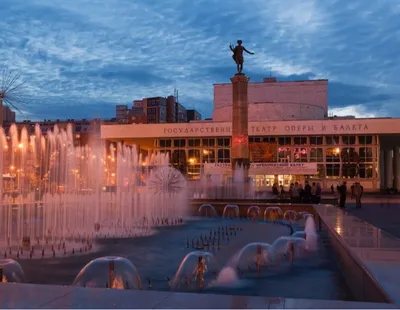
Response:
[0, 283, 395, 309]
[314, 204, 400, 305]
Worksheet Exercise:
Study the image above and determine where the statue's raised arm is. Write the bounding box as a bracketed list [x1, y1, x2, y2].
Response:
[230, 40, 254, 74]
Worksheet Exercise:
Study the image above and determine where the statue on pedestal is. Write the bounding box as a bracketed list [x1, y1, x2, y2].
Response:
[229, 40, 254, 74]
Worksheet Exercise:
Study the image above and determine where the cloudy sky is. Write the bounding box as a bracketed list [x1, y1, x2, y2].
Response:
[1, 0, 399, 121]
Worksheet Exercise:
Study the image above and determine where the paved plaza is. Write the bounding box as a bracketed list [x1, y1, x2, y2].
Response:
[345, 197, 400, 238]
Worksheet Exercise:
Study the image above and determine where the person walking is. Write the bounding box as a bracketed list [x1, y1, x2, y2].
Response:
[337, 181, 347, 208]
[353, 182, 364, 208]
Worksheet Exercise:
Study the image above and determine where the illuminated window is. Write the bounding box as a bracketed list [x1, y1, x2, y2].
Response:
[326, 148, 341, 162]
[202, 149, 215, 163]
[294, 148, 307, 162]
[278, 147, 291, 162]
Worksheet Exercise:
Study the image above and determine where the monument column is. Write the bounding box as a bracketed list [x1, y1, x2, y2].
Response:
[384, 149, 393, 189]
[393, 146, 400, 190]
[230, 74, 250, 178]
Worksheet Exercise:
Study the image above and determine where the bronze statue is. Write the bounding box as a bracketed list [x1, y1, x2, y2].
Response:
[230, 40, 254, 74]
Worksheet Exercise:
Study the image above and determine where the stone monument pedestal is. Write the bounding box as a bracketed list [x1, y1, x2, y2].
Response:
[230, 73, 250, 180]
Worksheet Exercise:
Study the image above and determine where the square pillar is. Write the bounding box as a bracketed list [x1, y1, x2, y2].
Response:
[384, 149, 393, 189]
[394, 146, 400, 190]
[379, 149, 385, 189]
[230, 74, 250, 178]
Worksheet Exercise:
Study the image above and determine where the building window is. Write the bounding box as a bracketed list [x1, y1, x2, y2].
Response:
[310, 148, 323, 162]
[249, 137, 261, 143]
[326, 164, 340, 177]
[359, 147, 373, 162]
[310, 136, 323, 145]
[341, 148, 359, 163]
[326, 148, 341, 162]
[202, 149, 215, 163]
[342, 136, 356, 145]
[325, 136, 339, 145]
[278, 147, 291, 162]
[173, 139, 186, 148]
[203, 138, 215, 147]
[278, 137, 291, 145]
[293, 136, 307, 145]
[263, 137, 275, 143]
[171, 150, 187, 174]
[217, 149, 230, 163]
[359, 135, 373, 145]
[359, 164, 373, 178]
[188, 149, 200, 164]
[188, 139, 201, 147]
[342, 164, 358, 178]
[159, 139, 171, 148]
[317, 164, 325, 177]
[294, 148, 307, 162]
[217, 138, 230, 147]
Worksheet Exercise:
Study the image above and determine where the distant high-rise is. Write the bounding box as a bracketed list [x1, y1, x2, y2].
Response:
[3, 106, 16, 124]
[186, 109, 201, 122]
[121, 95, 190, 124]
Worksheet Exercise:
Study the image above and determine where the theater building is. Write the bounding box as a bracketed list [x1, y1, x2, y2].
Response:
[101, 77, 400, 191]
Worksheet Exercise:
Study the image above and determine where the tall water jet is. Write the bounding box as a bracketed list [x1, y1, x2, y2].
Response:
[0, 124, 188, 258]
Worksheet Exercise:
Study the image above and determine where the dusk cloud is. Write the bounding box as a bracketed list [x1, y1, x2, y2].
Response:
[1, 0, 399, 120]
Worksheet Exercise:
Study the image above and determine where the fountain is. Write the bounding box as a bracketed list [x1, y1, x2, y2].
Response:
[246, 206, 261, 220]
[198, 204, 218, 218]
[230, 242, 275, 275]
[171, 251, 217, 290]
[222, 204, 240, 219]
[192, 165, 261, 200]
[73, 256, 142, 289]
[0, 124, 188, 258]
[272, 236, 308, 265]
[263, 206, 283, 221]
[283, 210, 298, 222]
[0, 258, 24, 283]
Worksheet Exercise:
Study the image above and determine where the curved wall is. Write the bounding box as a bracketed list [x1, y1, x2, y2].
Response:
[213, 79, 328, 122]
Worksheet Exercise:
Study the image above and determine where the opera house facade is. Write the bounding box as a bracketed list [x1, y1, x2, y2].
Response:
[101, 77, 400, 191]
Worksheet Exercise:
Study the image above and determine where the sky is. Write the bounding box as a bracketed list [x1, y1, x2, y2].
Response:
[1, 0, 400, 121]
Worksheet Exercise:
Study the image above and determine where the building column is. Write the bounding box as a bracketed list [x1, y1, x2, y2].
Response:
[230, 73, 250, 181]
[378, 149, 385, 189]
[393, 146, 400, 190]
[384, 149, 393, 189]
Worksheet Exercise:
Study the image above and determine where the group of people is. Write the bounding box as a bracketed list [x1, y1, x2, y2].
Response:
[272, 181, 322, 203]
[332, 181, 364, 209]
[271, 179, 365, 209]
